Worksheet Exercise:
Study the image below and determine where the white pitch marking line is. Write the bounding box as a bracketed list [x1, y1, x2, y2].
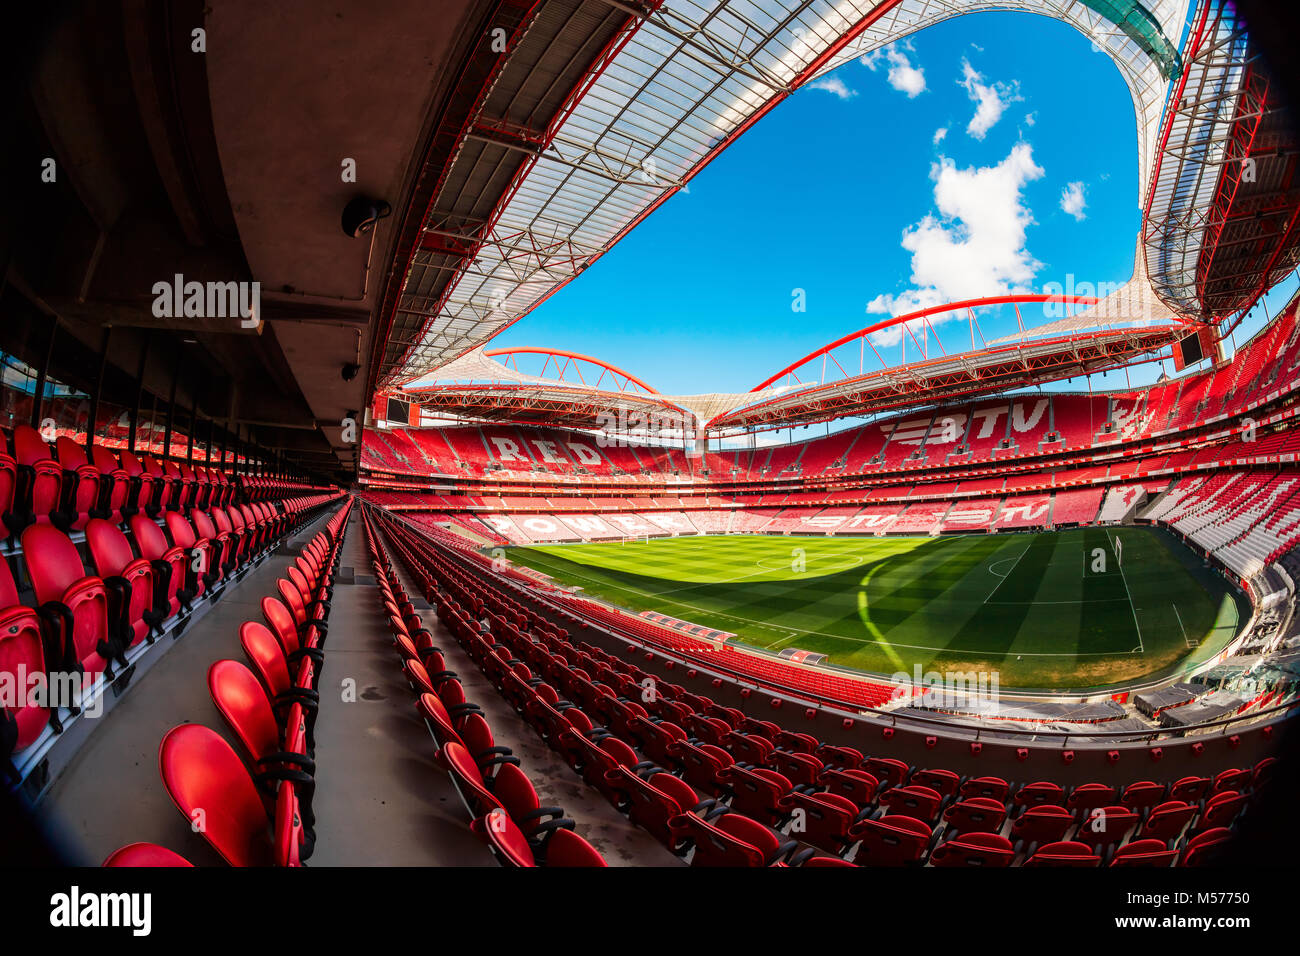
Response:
[1172, 602, 1194, 648]
[983, 545, 1031, 604]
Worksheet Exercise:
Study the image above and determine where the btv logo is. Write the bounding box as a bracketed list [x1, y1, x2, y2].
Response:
[49, 886, 151, 936]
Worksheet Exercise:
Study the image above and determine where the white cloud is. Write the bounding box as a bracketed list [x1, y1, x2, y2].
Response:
[808, 75, 856, 100]
[1060, 181, 1087, 221]
[1024, 112, 1037, 127]
[959, 59, 1022, 140]
[884, 48, 926, 97]
[867, 142, 1045, 346]
[933, 127, 948, 146]
[861, 42, 926, 97]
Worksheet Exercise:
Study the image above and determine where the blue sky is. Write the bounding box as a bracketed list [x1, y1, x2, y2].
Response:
[484, 8, 1288, 399]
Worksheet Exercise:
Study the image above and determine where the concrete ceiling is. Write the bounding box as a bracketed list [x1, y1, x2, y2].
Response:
[0, 0, 488, 480]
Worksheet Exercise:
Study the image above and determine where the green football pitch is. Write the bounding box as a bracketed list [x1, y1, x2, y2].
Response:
[504, 527, 1246, 690]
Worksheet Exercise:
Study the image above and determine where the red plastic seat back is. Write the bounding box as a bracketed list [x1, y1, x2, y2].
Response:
[1024, 841, 1101, 867]
[158, 724, 272, 867]
[671, 811, 774, 867]
[1110, 839, 1177, 868]
[86, 518, 153, 645]
[164, 511, 198, 549]
[851, 814, 932, 866]
[260, 597, 303, 656]
[190, 508, 219, 541]
[103, 843, 193, 867]
[930, 832, 1014, 868]
[0, 558, 49, 751]
[22, 522, 113, 675]
[208, 660, 282, 762]
[239, 621, 293, 698]
[91, 445, 129, 519]
[1010, 804, 1073, 844]
[879, 784, 942, 822]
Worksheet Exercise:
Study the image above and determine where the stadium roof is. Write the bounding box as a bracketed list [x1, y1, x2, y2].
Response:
[371, 0, 1192, 394]
[1142, 0, 1300, 328]
[402, 292, 1183, 432]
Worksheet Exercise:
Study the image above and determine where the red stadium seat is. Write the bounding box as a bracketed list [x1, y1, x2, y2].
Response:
[130, 514, 189, 615]
[158, 723, 305, 866]
[10, 425, 62, 532]
[670, 809, 798, 867]
[165, 511, 218, 596]
[849, 814, 933, 866]
[85, 518, 161, 648]
[1023, 841, 1101, 867]
[1110, 839, 1177, 868]
[23, 522, 122, 681]
[474, 808, 606, 867]
[0, 556, 54, 772]
[102, 843, 194, 867]
[930, 832, 1014, 868]
[1180, 827, 1233, 866]
[1010, 804, 1074, 847]
[53, 436, 101, 532]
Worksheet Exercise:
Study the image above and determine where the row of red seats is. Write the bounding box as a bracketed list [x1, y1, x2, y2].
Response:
[239, 475, 338, 503]
[1, 492, 344, 783]
[0, 426, 245, 537]
[373, 510, 1273, 867]
[360, 507, 606, 867]
[103, 498, 352, 866]
[555, 595, 897, 709]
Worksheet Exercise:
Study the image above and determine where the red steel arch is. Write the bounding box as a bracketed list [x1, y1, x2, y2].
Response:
[484, 347, 658, 394]
[751, 294, 1103, 392]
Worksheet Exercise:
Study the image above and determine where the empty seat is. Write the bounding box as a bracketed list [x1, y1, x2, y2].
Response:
[9, 425, 62, 532]
[474, 808, 607, 868]
[240, 621, 319, 745]
[165, 511, 218, 595]
[1137, 800, 1196, 843]
[608, 766, 713, 847]
[942, 797, 1007, 836]
[90, 445, 130, 525]
[23, 522, 122, 681]
[102, 843, 194, 867]
[1110, 839, 1177, 868]
[158, 723, 304, 866]
[208, 660, 315, 834]
[441, 740, 570, 846]
[930, 832, 1014, 868]
[53, 436, 101, 532]
[670, 809, 798, 867]
[877, 784, 942, 822]
[0, 556, 53, 773]
[0, 431, 17, 538]
[191, 509, 234, 579]
[130, 514, 190, 615]
[117, 450, 157, 519]
[1180, 827, 1232, 866]
[848, 814, 932, 866]
[1010, 804, 1073, 847]
[85, 518, 162, 649]
[1023, 841, 1101, 867]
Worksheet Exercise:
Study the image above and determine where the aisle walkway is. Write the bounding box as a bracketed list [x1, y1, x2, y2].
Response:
[376, 523, 681, 867]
